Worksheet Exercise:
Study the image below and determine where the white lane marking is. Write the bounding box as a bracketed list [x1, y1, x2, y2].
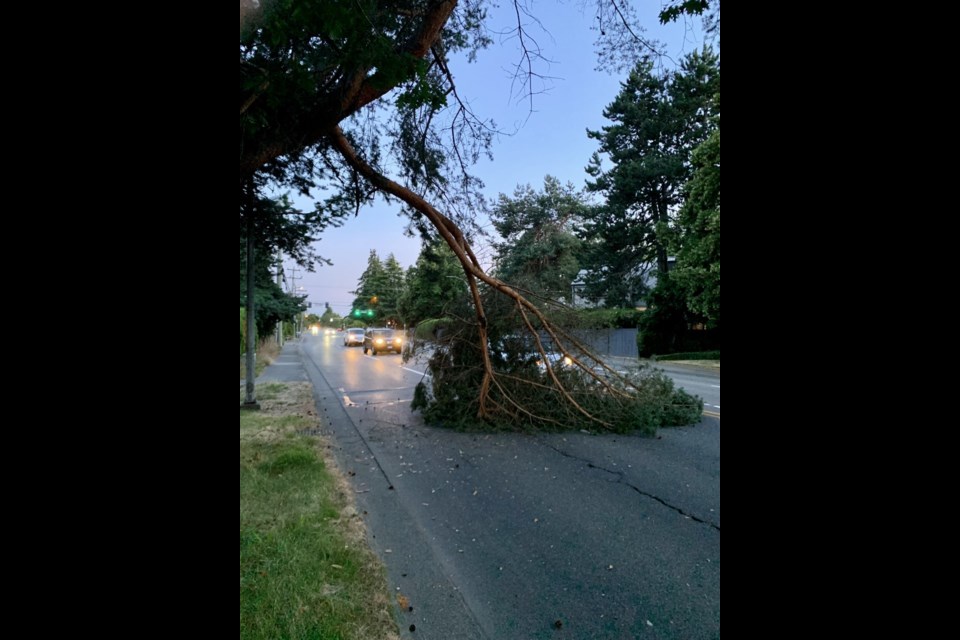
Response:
[401, 366, 431, 378]
[710, 384, 720, 388]
[709, 404, 720, 408]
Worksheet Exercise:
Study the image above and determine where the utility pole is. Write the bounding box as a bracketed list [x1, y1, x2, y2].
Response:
[288, 266, 301, 293]
[242, 179, 260, 409]
[288, 266, 302, 338]
[276, 250, 284, 347]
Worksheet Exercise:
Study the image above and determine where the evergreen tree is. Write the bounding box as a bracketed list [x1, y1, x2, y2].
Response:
[351, 250, 387, 319]
[398, 237, 468, 325]
[491, 176, 587, 303]
[378, 253, 407, 323]
[581, 49, 719, 307]
[671, 101, 720, 328]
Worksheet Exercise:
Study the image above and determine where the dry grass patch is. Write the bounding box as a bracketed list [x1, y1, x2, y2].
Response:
[240, 338, 283, 380]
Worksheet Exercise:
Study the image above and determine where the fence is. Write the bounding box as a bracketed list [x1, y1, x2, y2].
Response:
[570, 328, 639, 359]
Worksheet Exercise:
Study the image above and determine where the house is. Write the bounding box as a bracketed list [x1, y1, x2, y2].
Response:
[570, 258, 675, 310]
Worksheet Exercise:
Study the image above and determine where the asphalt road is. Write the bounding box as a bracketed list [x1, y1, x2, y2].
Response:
[299, 333, 720, 640]
[648, 364, 720, 416]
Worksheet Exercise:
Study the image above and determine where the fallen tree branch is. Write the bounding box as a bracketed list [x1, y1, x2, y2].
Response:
[328, 124, 623, 429]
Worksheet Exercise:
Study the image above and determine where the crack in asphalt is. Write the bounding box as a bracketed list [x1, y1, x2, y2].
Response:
[542, 441, 720, 532]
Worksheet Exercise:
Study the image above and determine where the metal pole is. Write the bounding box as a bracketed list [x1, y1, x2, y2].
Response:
[276, 250, 283, 347]
[244, 206, 259, 407]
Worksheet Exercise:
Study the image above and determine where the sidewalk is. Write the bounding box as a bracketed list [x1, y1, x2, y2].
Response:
[255, 340, 307, 383]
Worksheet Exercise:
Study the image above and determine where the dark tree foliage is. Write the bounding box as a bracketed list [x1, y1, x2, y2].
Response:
[319, 305, 342, 326]
[491, 177, 587, 303]
[580, 48, 719, 307]
[670, 101, 720, 328]
[635, 275, 688, 357]
[398, 236, 468, 325]
[348, 251, 406, 324]
[659, 0, 720, 37]
[377, 254, 407, 322]
[241, 0, 493, 217]
[240, 1, 708, 430]
[239, 182, 342, 267]
[239, 242, 307, 338]
[351, 250, 387, 317]
[239, 186, 322, 338]
[412, 286, 703, 433]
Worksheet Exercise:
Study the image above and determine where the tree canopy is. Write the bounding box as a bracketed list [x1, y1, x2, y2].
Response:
[398, 237, 468, 325]
[350, 250, 406, 324]
[670, 105, 720, 327]
[241, 0, 492, 212]
[491, 177, 587, 303]
[580, 48, 719, 307]
[239, 0, 719, 429]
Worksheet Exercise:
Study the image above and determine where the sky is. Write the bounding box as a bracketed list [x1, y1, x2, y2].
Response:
[282, 1, 709, 317]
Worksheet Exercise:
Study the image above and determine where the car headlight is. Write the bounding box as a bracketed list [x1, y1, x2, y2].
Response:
[375, 338, 385, 344]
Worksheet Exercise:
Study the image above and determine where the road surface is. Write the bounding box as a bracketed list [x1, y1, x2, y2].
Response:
[299, 333, 720, 640]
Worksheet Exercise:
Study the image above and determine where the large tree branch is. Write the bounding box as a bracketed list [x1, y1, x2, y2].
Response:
[327, 124, 496, 417]
[328, 125, 619, 428]
[240, 0, 458, 178]
[342, 0, 457, 113]
[240, 79, 269, 116]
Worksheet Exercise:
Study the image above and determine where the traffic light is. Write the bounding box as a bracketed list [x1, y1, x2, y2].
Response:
[353, 309, 362, 318]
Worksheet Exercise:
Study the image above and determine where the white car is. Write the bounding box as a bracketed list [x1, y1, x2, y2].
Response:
[343, 328, 365, 346]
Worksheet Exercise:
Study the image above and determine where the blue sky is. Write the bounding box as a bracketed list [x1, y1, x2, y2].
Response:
[285, 1, 709, 316]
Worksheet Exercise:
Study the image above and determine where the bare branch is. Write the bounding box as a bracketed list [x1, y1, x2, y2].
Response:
[504, 0, 560, 114]
[609, 0, 661, 54]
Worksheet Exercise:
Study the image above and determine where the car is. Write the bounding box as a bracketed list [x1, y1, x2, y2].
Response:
[535, 352, 574, 372]
[363, 328, 403, 355]
[343, 328, 365, 347]
[490, 333, 572, 373]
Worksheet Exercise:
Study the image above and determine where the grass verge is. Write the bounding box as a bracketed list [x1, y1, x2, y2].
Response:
[240, 382, 398, 640]
[655, 350, 721, 362]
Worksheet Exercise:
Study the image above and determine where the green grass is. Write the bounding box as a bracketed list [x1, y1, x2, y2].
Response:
[240, 384, 398, 640]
